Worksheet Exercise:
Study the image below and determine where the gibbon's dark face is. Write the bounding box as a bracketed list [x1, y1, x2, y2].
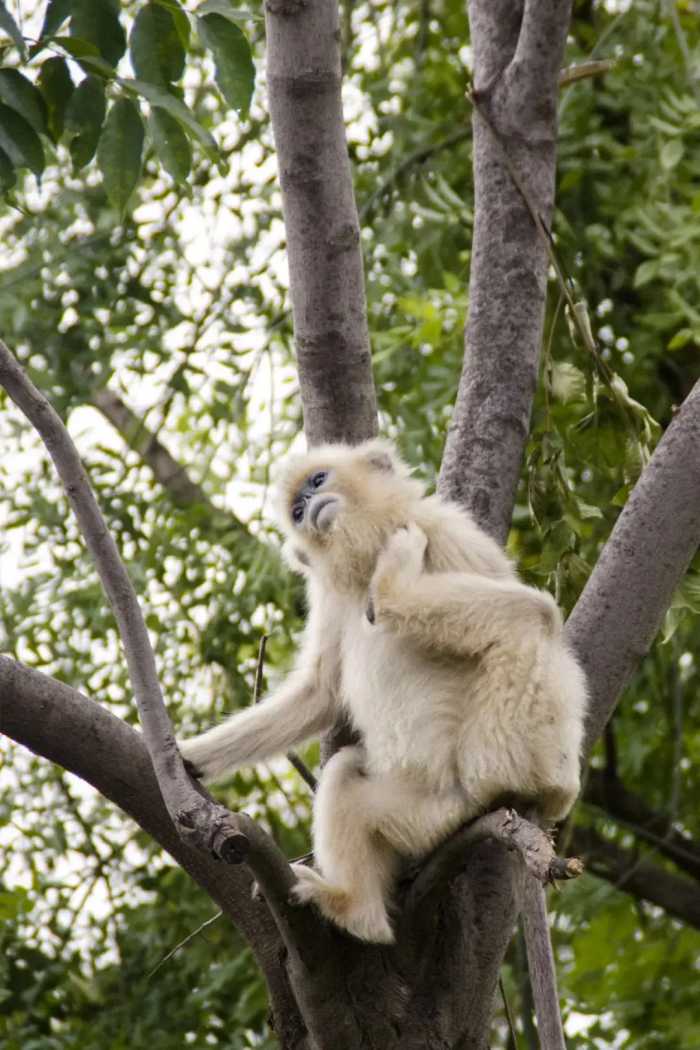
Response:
[289, 469, 343, 536]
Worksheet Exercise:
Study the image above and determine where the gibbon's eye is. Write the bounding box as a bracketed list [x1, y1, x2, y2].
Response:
[291, 502, 305, 524]
[310, 471, 327, 489]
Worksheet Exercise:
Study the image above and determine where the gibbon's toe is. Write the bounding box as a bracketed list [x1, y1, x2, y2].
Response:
[290, 863, 346, 909]
[342, 906, 395, 945]
[290, 865, 394, 943]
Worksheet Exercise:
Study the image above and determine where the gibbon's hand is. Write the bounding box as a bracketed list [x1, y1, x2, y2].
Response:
[373, 523, 428, 585]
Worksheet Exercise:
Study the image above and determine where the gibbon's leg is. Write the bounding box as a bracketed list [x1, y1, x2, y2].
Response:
[292, 747, 469, 943]
[370, 523, 561, 657]
[178, 669, 335, 783]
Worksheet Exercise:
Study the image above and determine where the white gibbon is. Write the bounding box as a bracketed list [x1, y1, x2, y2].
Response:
[180, 439, 587, 944]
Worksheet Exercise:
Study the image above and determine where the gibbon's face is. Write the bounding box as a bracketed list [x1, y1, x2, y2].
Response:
[289, 468, 342, 536]
[276, 440, 424, 584]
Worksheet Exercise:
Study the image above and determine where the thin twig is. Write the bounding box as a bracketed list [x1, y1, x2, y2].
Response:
[358, 126, 470, 223]
[500, 974, 521, 1050]
[662, 0, 700, 103]
[253, 633, 317, 792]
[468, 88, 646, 438]
[147, 911, 223, 979]
[558, 59, 615, 87]
[253, 633, 269, 703]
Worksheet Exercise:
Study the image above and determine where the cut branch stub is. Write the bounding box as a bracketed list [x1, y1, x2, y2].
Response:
[176, 802, 251, 864]
[405, 807, 582, 913]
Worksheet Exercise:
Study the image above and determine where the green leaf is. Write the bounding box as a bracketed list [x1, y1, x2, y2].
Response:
[149, 107, 192, 182]
[0, 1, 26, 59]
[633, 258, 659, 288]
[65, 76, 106, 170]
[39, 0, 72, 40]
[660, 138, 684, 170]
[0, 104, 45, 175]
[97, 98, 144, 213]
[0, 69, 48, 136]
[37, 56, 74, 140]
[197, 0, 262, 21]
[153, 0, 191, 48]
[667, 327, 693, 351]
[70, 0, 127, 68]
[129, 3, 186, 86]
[54, 35, 117, 78]
[196, 13, 254, 116]
[549, 361, 586, 403]
[0, 143, 15, 191]
[118, 77, 220, 163]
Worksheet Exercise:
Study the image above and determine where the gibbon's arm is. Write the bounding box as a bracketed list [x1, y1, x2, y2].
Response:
[371, 527, 560, 656]
[179, 666, 336, 783]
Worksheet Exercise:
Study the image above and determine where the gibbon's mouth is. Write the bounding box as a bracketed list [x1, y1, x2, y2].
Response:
[309, 495, 340, 532]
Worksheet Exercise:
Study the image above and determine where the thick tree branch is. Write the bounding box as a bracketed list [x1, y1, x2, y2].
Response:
[265, 0, 378, 446]
[566, 381, 700, 758]
[438, 0, 572, 542]
[521, 878, 566, 1050]
[571, 826, 700, 930]
[0, 657, 314, 1046]
[585, 770, 700, 882]
[404, 808, 582, 914]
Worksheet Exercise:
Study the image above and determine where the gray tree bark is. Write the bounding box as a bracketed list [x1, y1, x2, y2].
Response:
[265, 0, 378, 446]
[439, 0, 573, 546]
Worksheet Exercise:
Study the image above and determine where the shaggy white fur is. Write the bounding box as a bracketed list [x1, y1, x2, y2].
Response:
[179, 439, 587, 943]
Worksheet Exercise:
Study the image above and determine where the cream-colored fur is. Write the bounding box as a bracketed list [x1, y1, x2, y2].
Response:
[179, 439, 587, 944]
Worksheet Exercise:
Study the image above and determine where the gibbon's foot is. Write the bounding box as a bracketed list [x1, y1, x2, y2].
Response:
[374, 522, 428, 584]
[290, 863, 395, 944]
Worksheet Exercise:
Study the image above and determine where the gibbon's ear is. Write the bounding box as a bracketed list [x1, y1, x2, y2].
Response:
[360, 439, 401, 474]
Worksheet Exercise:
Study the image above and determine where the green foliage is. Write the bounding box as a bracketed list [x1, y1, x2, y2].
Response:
[0, 0, 699, 1048]
[0, 0, 256, 206]
[97, 97, 144, 212]
[196, 13, 255, 116]
[65, 75, 106, 170]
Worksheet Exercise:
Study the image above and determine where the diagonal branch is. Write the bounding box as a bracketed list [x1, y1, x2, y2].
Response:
[93, 387, 223, 513]
[565, 380, 700, 759]
[0, 656, 313, 1045]
[265, 0, 378, 447]
[571, 825, 700, 930]
[438, 0, 573, 541]
[92, 387, 284, 576]
[0, 339, 249, 863]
